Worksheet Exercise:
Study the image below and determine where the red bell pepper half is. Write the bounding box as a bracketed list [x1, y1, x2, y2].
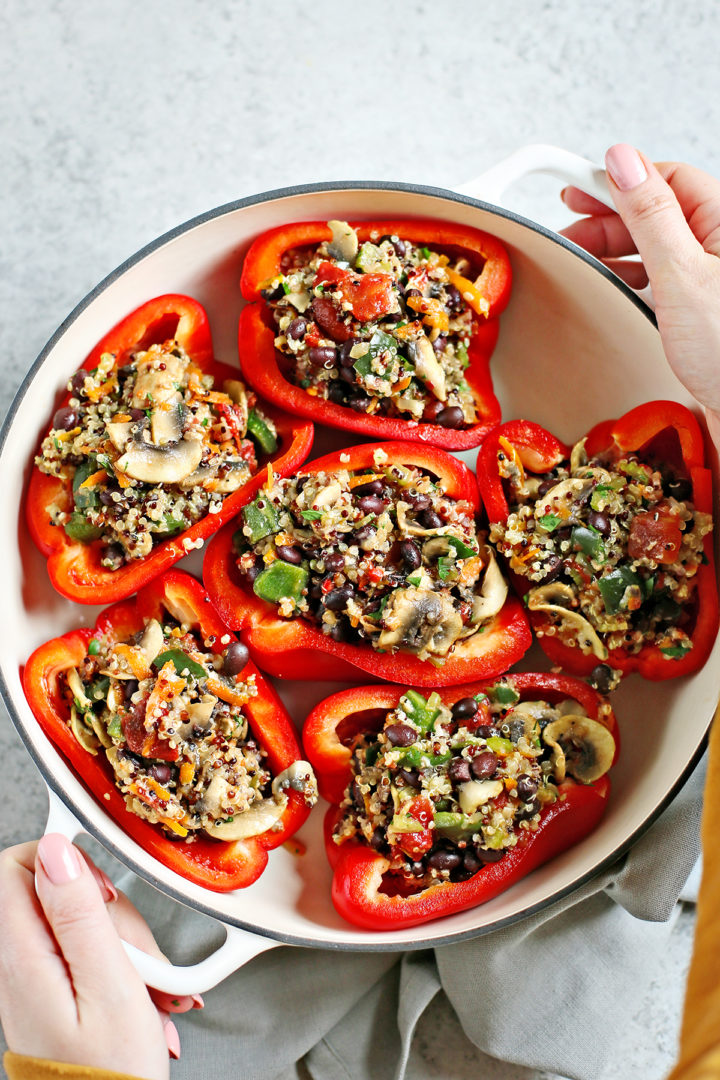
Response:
[303, 673, 617, 929]
[22, 570, 313, 892]
[26, 295, 314, 604]
[237, 219, 512, 449]
[476, 401, 718, 680]
[203, 440, 531, 686]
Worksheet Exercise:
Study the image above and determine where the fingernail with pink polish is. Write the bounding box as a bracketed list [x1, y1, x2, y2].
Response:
[92, 865, 119, 903]
[165, 1019, 181, 1060]
[605, 144, 648, 191]
[37, 834, 84, 885]
[191, 994, 204, 1010]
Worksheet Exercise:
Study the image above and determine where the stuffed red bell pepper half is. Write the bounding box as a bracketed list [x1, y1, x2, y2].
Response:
[477, 401, 718, 683]
[237, 219, 512, 449]
[203, 440, 531, 686]
[303, 673, 618, 929]
[22, 570, 317, 892]
[27, 294, 313, 603]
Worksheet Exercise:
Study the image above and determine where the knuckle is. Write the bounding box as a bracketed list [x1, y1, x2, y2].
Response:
[631, 189, 676, 226]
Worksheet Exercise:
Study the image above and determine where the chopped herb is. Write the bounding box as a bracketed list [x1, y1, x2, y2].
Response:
[538, 513, 562, 532]
[660, 642, 693, 659]
[420, 246, 431, 259]
[281, 280, 291, 295]
[88, 638, 100, 656]
[301, 510, 324, 522]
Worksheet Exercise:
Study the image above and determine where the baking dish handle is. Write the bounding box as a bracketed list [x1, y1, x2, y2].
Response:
[456, 143, 654, 308]
[43, 788, 282, 994]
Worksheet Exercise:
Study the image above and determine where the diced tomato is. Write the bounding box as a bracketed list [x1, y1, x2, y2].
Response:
[315, 261, 395, 323]
[395, 795, 434, 858]
[628, 504, 683, 564]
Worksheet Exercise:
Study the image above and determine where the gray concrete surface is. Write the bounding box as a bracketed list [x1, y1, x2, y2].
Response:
[2, 1, 718, 1076]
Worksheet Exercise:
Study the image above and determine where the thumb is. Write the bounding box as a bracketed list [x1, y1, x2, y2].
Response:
[604, 143, 704, 288]
[35, 834, 143, 1001]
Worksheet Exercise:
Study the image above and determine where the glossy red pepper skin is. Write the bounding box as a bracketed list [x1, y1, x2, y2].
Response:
[22, 570, 312, 892]
[237, 219, 512, 449]
[26, 295, 314, 605]
[476, 402, 719, 680]
[303, 674, 617, 929]
[203, 441, 531, 686]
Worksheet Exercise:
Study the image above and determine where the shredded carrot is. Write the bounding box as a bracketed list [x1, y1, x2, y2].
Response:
[113, 412, 132, 423]
[78, 468, 108, 489]
[86, 376, 118, 402]
[395, 375, 413, 392]
[445, 268, 490, 318]
[113, 643, 151, 680]
[265, 463, 275, 490]
[146, 777, 172, 801]
[55, 426, 82, 441]
[205, 673, 253, 707]
[393, 321, 423, 341]
[348, 473, 383, 489]
[157, 816, 188, 837]
[145, 661, 185, 728]
[504, 777, 517, 791]
[514, 546, 541, 565]
[498, 435, 526, 485]
[458, 555, 482, 585]
[206, 390, 233, 405]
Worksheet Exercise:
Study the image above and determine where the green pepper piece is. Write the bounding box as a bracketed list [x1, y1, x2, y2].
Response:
[396, 746, 452, 768]
[455, 341, 469, 368]
[447, 535, 478, 559]
[242, 496, 279, 544]
[434, 810, 483, 840]
[482, 827, 507, 850]
[87, 675, 110, 703]
[106, 714, 123, 741]
[653, 593, 682, 622]
[64, 512, 102, 543]
[153, 649, 207, 680]
[571, 525, 606, 563]
[488, 682, 520, 706]
[365, 742, 381, 766]
[401, 689, 441, 733]
[158, 514, 186, 536]
[246, 409, 278, 454]
[598, 567, 642, 615]
[660, 641, 693, 659]
[72, 458, 101, 510]
[619, 460, 651, 484]
[486, 736, 515, 756]
[253, 560, 308, 606]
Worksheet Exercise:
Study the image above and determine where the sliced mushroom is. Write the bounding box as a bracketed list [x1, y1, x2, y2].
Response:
[458, 779, 504, 814]
[106, 420, 135, 451]
[178, 462, 218, 490]
[422, 536, 452, 560]
[534, 477, 593, 523]
[470, 551, 508, 622]
[117, 435, 203, 484]
[408, 334, 447, 401]
[272, 760, 318, 803]
[67, 668, 92, 709]
[378, 587, 463, 658]
[89, 713, 114, 748]
[527, 582, 575, 608]
[527, 590, 608, 660]
[312, 481, 343, 508]
[505, 699, 556, 752]
[222, 379, 249, 432]
[151, 404, 184, 446]
[139, 619, 165, 665]
[542, 715, 615, 784]
[69, 705, 100, 755]
[186, 694, 218, 728]
[131, 351, 186, 409]
[396, 500, 447, 537]
[569, 438, 588, 474]
[210, 463, 252, 493]
[327, 219, 359, 263]
[203, 794, 288, 841]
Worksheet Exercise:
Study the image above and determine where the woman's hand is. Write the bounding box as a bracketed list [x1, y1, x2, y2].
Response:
[561, 144, 720, 448]
[0, 835, 202, 1078]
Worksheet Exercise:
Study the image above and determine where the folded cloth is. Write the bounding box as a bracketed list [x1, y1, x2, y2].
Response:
[112, 755, 705, 1080]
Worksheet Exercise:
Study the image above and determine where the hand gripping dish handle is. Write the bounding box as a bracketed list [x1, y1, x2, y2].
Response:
[456, 143, 654, 308]
[42, 787, 282, 994]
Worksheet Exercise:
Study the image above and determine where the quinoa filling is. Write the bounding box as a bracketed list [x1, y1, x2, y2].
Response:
[37, 339, 278, 568]
[234, 450, 509, 662]
[488, 435, 713, 666]
[261, 220, 480, 428]
[334, 682, 614, 895]
[62, 619, 316, 841]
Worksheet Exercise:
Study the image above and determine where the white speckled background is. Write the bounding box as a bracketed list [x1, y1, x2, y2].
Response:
[2, 1, 719, 1077]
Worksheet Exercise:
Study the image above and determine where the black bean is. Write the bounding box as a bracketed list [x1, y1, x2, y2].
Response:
[370, 827, 387, 851]
[357, 495, 386, 515]
[423, 400, 445, 422]
[353, 479, 384, 498]
[129, 407, 146, 422]
[353, 525, 376, 545]
[432, 335, 447, 355]
[516, 798, 540, 821]
[396, 767, 421, 788]
[287, 318, 307, 340]
[427, 850, 462, 873]
[324, 584, 354, 611]
[70, 371, 88, 396]
[385, 723, 417, 747]
[463, 849, 484, 875]
[399, 538, 422, 571]
[378, 235, 406, 258]
[338, 340, 357, 367]
[323, 551, 345, 572]
[122, 679, 139, 702]
[327, 381, 347, 403]
[537, 478, 556, 497]
[296, 476, 309, 492]
[52, 406, 79, 431]
[308, 346, 337, 367]
[476, 846, 505, 864]
[588, 663, 615, 695]
[448, 758, 472, 784]
[348, 394, 370, 413]
[339, 366, 356, 384]
[445, 284, 463, 312]
[666, 477, 692, 501]
[224, 642, 250, 676]
[436, 406, 464, 427]
[471, 751, 499, 779]
[149, 763, 172, 784]
[328, 617, 351, 643]
[276, 545, 302, 565]
[260, 283, 284, 301]
[404, 287, 422, 306]
[99, 489, 117, 506]
[418, 509, 443, 530]
[404, 491, 431, 511]
[516, 775, 539, 801]
[536, 555, 562, 585]
[452, 697, 479, 721]
[475, 724, 499, 739]
[587, 510, 611, 535]
[351, 780, 364, 807]
[245, 560, 263, 584]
